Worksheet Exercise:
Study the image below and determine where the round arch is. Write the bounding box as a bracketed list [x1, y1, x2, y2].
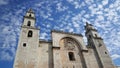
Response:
[59, 36, 87, 68]
[59, 37, 83, 50]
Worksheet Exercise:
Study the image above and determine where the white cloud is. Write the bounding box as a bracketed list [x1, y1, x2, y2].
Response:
[0, 8, 23, 61]
[0, 0, 8, 5]
[40, 32, 48, 39]
[35, 2, 43, 7]
[0, 24, 17, 61]
[102, 0, 108, 6]
[0, 51, 13, 61]
[80, 2, 86, 7]
[111, 54, 120, 60]
[66, 0, 81, 9]
[84, 14, 90, 19]
[74, 23, 79, 28]
[98, 4, 103, 9]
[97, 15, 104, 21]
[85, 0, 94, 5]
[73, 1, 80, 9]
[48, 18, 54, 21]
[69, 28, 74, 32]
[67, 0, 74, 2]
[56, 2, 68, 12]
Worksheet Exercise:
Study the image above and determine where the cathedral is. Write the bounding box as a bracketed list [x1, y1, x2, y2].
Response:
[14, 9, 116, 68]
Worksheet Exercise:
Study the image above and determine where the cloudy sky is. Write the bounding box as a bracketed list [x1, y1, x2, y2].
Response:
[0, 0, 120, 68]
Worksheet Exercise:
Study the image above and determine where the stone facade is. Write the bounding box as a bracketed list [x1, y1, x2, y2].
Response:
[14, 9, 116, 68]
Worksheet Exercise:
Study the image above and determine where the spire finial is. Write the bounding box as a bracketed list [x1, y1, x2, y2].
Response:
[86, 22, 89, 25]
[28, 8, 34, 13]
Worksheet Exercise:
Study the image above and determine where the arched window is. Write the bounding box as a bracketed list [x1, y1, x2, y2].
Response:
[27, 21, 31, 26]
[29, 14, 31, 17]
[28, 30, 33, 37]
[89, 35, 91, 38]
[105, 52, 107, 54]
[99, 43, 102, 47]
[95, 34, 97, 37]
[68, 52, 75, 61]
[23, 43, 26, 47]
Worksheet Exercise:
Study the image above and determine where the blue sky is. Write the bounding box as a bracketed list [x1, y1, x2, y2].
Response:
[0, 0, 120, 68]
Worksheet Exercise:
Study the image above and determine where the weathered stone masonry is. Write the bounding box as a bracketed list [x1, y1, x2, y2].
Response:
[14, 9, 116, 68]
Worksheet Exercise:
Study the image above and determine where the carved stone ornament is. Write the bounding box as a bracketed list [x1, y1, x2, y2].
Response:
[64, 40, 75, 50]
[22, 30, 27, 33]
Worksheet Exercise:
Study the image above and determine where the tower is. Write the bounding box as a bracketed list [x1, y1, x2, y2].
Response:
[85, 22, 115, 68]
[14, 9, 39, 68]
[13, 9, 117, 68]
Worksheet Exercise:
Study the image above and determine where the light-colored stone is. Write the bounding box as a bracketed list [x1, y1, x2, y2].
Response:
[14, 9, 116, 68]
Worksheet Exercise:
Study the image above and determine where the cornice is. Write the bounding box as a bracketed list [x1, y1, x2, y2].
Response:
[51, 30, 83, 37]
[21, 25, 40, 30]
[24, 16, 35, 20]
[39, 39, 52, 43]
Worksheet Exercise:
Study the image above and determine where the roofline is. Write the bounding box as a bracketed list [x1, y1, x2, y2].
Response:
[39, 39, 52, 43]
[51, 30, 83, 37]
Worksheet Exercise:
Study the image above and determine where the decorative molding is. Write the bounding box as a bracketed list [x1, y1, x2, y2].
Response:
[39, 39, 52, 43]
[21, 25, 40, 30]
[24, 16, 35, 20]
[52, 46, 60, 49]
[52, 30, 83, 37]
[81, 49, 88, 52]
[64, 40, 75, 50]
[94, 37, 103, 40]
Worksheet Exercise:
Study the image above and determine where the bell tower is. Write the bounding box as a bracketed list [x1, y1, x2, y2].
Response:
[22, 8, 36, 27]
[85, 22, 115, 68]
[14, 9, 39, 68]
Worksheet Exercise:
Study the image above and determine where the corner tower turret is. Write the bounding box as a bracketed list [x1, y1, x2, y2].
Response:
[85, 22, 115, 68]
[85, 22, 101, 39]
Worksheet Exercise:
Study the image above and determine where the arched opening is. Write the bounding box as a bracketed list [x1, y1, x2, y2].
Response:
[68, 52, 75, 61]
[29, 14, 31, 17]
[105, 52, 107, 54]
[89, 35, 91, 38]
[28, 30, 33, 37]
[59, 37, 87, 68]
[27, 21, 31, 26]
[23, 43, 26, 47]
[95, 34, 97, 37]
